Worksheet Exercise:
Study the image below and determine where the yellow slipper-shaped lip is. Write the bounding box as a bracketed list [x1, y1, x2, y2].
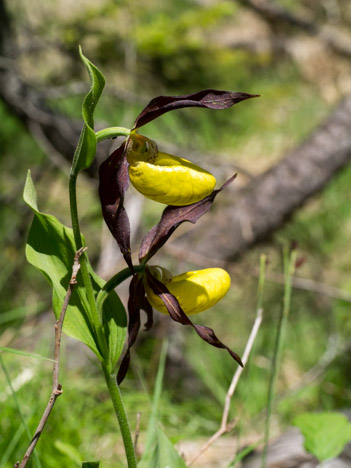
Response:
[127, 134, 216, 206]
[145, 266, 231, 315]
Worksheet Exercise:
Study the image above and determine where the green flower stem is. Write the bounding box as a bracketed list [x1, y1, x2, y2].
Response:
[95, 127, 131, 143]
[102, 364, 137, 468]
[69, 170, 108, 358]
[261, 247, 297, 468]
[96, 265, 145, 318]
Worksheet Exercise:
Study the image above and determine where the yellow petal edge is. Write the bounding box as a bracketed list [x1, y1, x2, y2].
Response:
[127, 134, 216, 206]
[145, 266, 231, 315]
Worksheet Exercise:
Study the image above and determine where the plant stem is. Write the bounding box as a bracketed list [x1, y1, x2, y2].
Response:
[95, 127, 131, 143]
[96, 265, 145, 316]
[261, 247, 297, 468]
[102, 365, 137, 468]
[69, 170, 108, 358]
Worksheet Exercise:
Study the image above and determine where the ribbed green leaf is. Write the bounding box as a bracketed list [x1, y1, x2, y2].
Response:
[294, 412, 351, 462]
[24, 172, 127, 364]
[90, 270, 127, 369]
[138, 427, 187, 468]
[72, 48, 105, 174]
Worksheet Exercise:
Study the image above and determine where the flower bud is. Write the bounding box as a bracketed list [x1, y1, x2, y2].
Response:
[145, 266, 231, 315]
[126, 134, 216, 206]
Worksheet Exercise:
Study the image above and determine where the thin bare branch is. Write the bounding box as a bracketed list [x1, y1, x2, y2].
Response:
[257, 268, 351, 303]
[134, 411, 142, 456]
[164, 243, 351, 303]
[186, 307, 263, 466]
[15, 247, 87, 468]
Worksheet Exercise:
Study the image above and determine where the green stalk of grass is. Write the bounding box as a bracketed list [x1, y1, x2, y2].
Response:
[0, 355, 42, 468]
[0, 346, 56, 362]
[0, 303, 46, 325]
[261, 246, 297, 468]
[0, 423, 26, 466]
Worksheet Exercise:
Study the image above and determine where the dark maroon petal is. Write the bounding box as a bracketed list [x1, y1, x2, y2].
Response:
[99, 140, 133, 270]
[194, 325, 243, 364]
[145, 270, 243, 367]
[133, 90, 260, 129]
[117, 275, 142, 384]
[117, 350, 131, 385]
[117, 276, 154, 384]
[141, 296, 154, 331]
[139, 175, 237, 263]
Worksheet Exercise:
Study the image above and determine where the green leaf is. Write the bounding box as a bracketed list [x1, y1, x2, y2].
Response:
[72, 48, 105, 174]
[90, 271, 127, 369]
[294, 412, 351, 462]
[24, 172, 127, 364]
[138, 427, 187, 468]
[54, 440, 82, 465]
[23, 170, 39, 211]
[82, 463, 100, 468]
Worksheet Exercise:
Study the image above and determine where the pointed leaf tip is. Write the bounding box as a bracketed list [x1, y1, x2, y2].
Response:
[23, 170, 39, 213]
[72, 48, 105, 174]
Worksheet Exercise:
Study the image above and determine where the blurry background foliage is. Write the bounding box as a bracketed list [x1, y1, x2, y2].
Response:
[1, 0, 351, 466]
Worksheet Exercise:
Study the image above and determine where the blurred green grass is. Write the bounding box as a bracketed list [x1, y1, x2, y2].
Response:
[2, 0, 351, 465]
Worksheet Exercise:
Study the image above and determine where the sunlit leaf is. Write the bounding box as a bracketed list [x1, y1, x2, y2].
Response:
[71, 48, 105, 174]
[24, 171, 127, 365]
[294, 412, 351, 462]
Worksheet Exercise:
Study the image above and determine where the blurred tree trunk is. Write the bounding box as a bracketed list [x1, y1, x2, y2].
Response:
[236, 0, 351, 59]
[176, 95, 351, 260]
[2, 0, 351, 260]
[0, 0, 104, 176]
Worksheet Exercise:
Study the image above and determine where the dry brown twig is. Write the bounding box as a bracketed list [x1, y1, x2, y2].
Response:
[186, 307, 264, 466]
[14, 247, 87, 468]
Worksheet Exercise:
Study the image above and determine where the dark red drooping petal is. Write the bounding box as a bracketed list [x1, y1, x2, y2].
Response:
[139, 175, 237, 263]
[117, 276, 153, 384]
[145, 269, 243, 367]
[141, 296, 154, 331]
[99, 141, 133, 270]
[133, 90, 260, 129]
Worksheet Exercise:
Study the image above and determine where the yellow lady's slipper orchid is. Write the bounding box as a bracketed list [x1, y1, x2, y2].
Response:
[145, 266, 231, 315]
[126, 133, 216, 206]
